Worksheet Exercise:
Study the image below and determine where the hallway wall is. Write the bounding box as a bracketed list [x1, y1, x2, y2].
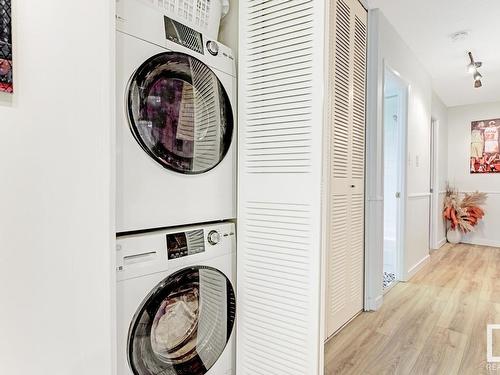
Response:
[448, 101, 500, 247]
[366, 9, 434, 308]
[0, 1, 115, 373]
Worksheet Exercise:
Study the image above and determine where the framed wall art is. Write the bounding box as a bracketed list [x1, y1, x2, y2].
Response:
[470, 118, 500, 173]
[0, 0, 12, 93]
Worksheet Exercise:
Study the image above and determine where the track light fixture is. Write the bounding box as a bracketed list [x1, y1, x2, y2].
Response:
[468, 52, 483, 88]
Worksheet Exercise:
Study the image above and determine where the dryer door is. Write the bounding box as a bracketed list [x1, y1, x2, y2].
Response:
[128, 266, 236, 375]
[127, 52, 234, 174]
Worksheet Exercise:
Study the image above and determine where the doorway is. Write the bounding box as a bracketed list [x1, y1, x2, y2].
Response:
[382, 66, 407, 292]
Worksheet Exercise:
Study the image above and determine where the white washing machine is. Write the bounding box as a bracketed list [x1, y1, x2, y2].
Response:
[116, 0, 237, 233]
[117, 222, 236, 375]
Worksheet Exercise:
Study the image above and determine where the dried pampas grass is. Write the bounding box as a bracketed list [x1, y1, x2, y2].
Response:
[443, 184, 487, 233]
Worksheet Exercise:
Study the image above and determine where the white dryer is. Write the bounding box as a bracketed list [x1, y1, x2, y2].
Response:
[116, 222, 236, 375]
[116, 0, 236, 233]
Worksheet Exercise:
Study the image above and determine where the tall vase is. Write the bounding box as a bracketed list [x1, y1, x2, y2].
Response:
[447, 228, 462, 244]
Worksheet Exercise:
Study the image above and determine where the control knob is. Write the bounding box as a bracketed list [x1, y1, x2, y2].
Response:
[206, 40, 219, 56]
[208, 230, 221, 245]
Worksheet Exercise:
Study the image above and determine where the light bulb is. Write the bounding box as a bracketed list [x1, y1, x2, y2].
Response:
[473, 71, 482, 81]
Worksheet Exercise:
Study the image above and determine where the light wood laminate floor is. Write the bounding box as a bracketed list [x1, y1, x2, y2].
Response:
[325, 243, 500, 375]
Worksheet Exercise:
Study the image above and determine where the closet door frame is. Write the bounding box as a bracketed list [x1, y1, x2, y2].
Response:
[364, 20, 411, 309]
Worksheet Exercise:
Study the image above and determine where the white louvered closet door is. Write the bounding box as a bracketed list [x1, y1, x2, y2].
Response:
[326, 0, 367, 338]
[238, 0, 327, 374]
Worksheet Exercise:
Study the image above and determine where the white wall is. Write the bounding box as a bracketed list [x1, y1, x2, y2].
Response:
[366, 9, 433, 308]
[0, 1, 115, 374]
[431, 91, 448, 248]
[448, 101, 500, 247]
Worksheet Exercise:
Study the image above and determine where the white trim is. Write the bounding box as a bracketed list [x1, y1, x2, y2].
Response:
[319, 0, 332, 361]
[365, 294, 383, 311]
[405, 255, 430, 281]
[383, 62, 410, 288]
[429, 118, 439, 251]
[461, 239, 500, 248]
[437, 238, 447, 248]
[364, 50, 410, 311]
[408, 192, 431, 199]
[363, 8, 381, 314]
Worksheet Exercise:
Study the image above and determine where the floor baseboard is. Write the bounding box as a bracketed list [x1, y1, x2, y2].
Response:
[365, 294, 383, 311]
[437, 238, 447, 248]
[461, 238, 500, 248]
[406, 255, 430, 280]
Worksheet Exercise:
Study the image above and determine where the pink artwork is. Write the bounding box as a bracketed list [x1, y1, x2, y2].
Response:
[470, 118, 500, 173]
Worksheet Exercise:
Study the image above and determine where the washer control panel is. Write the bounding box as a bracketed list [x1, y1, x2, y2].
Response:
[167, 229, 205, 260]
[116, 222, 235, 281]
[166, 226, 235, 259]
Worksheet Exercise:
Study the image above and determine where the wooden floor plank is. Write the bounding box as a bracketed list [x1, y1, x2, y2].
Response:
[324, 243, 500, 375]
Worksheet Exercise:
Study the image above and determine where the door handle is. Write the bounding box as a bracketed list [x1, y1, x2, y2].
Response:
[395, 192, 401, 198]
[351, 185, 355, 188]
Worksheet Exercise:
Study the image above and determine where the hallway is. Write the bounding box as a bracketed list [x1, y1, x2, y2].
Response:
[325, 244, 500, 374]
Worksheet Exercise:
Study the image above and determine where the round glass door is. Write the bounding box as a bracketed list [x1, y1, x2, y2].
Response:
[127, 52, 234, 174]
[128, 266, 236, 375]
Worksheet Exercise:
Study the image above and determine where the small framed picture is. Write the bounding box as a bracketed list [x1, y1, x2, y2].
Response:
[470, 118, 500, 173]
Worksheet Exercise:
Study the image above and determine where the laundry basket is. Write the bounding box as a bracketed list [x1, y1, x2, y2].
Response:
[146, 0, 229, 39]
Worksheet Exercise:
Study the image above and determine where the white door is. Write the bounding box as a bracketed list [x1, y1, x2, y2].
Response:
[325, 0, 367, 338]
[237, 0, 327, 373]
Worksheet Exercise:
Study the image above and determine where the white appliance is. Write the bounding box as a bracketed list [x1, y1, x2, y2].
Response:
[117, 222, 236, 375]
[116, 0, 237, 233]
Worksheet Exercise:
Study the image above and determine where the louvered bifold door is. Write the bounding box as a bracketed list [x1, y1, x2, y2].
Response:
[237, 0, 327, 374]
[325, 0, 367, 338]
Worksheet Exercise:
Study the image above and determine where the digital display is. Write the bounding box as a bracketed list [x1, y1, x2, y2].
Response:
[167, 229, 205, 259]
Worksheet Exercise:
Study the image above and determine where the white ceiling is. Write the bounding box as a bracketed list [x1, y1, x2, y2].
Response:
[367, 0, 500, 107]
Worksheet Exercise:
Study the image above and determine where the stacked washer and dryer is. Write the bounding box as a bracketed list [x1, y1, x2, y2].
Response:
[115, 0, 237, 374]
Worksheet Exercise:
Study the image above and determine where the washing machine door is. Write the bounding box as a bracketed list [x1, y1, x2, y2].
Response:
[127, 52, 234, 174]
[128, 266, 236, 375]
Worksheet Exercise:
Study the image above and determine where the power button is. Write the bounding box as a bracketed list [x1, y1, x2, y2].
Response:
[206, 40, 219, 56]
[208, 230, 221, 245]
